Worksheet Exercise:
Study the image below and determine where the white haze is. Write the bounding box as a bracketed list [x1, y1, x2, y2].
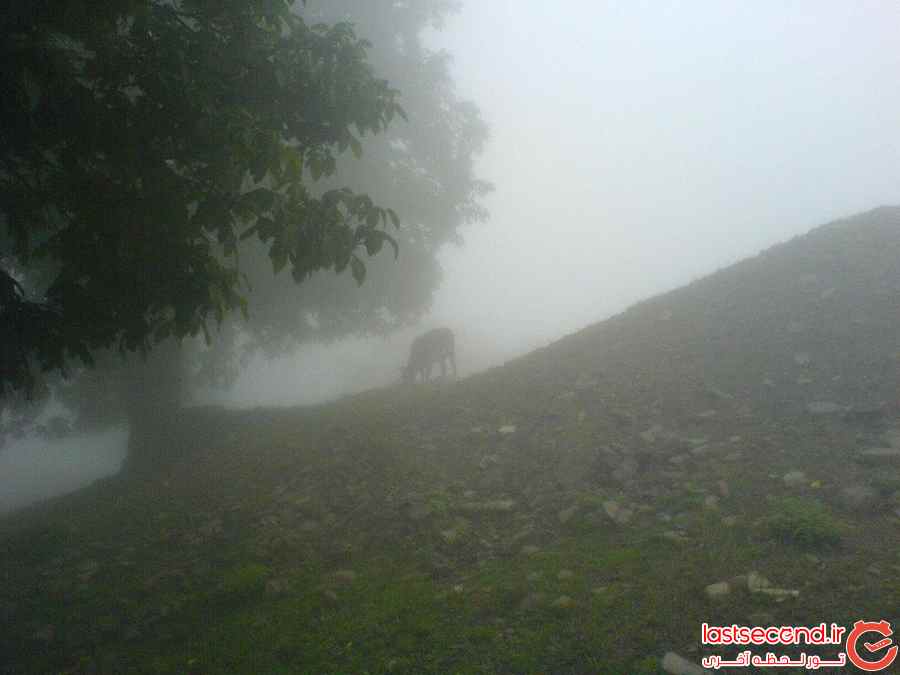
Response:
[3, 1, 900, 511]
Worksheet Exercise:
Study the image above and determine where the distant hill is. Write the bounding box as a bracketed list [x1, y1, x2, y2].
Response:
[520, 204, 900, 420]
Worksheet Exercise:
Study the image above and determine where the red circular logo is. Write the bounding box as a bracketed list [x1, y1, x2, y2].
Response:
[845, 620, 898, 672]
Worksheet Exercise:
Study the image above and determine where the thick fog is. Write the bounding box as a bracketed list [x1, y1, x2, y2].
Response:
[221, 0, 900, 404]
[3, 1, 900, 512]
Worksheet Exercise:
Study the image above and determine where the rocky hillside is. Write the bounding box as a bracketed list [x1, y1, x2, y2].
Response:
[2, 207, 899, 675]
[536, 204, 900, 417]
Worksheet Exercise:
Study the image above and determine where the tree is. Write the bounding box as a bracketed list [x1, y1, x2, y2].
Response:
[1, 0, 404, 400]
[197, 0, 492, 368]
[0, 0, 492, 469]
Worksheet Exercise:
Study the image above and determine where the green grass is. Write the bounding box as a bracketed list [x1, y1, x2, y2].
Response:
[1, 395, 897, 674]
[760, 496, 845, 549]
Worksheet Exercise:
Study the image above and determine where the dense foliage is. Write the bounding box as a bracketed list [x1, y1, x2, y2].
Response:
[1, 0, 405, 398]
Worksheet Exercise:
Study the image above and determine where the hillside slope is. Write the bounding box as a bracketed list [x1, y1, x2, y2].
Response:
[2, 207, 899, 675]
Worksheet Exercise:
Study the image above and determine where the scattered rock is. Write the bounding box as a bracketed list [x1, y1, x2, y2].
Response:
[640, 425, 665, 444]
[746, 571, 771, 592]
[704, 581, 731, 599]
[460, 499, 516, 513]
[703, 496, 719, 510]
[806, 401, 846, 415]
[558, 505, 580, 524]
[884, 428, 900, 448]
[439, 518, 471, 544]
[557, 570, 574, 581]
[748, 611, 777, 626]
[695, 410, 717, 419]
[520, 545, 541, 556]
[662, 530, 689, 543]
[603, 500, 634, 525]
[794, 352, 811, 366]
[837, 485, 879, 511]
[858, 448, 900, 464]
[782, 470, 808, 488]
[498, 425, 517, 435]
[746, 571, 799, 600]
[661, 651, 711, 675]
[265, 578, 292, 596]
[478, 454, 500, 470]
[705, 385, 733, 401]
[574, 374, 600, 390]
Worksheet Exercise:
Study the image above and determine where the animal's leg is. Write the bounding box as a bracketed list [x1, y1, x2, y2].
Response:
[450, 352, 457, 378]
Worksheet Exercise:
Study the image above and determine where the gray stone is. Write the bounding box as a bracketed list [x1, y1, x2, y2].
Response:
[460, 499, 516, 513]
[704, 581, 731, 599]
[661, 651, 712, 675]
[558, 505, 580, 524]
[782, 470, 808, 488]
[837, 485, 879, 511]
[806, 401, 846, 415]
[858, 448, 900, 464]
[603, 500, 634, 525]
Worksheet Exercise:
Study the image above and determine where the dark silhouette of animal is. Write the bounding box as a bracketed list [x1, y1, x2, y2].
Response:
[403, 327, 456, 383]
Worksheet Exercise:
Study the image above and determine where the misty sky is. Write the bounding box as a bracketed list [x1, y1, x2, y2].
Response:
[218, 0, 900, 405]
[429, 0, 900, 348]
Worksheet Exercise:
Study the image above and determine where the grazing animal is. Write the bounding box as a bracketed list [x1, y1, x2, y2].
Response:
[403, 327, 456, 383]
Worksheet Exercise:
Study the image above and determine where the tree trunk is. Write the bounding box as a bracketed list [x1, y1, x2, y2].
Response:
[121, 339, 189, 476]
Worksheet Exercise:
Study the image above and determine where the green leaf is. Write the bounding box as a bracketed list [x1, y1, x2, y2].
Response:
[271, 246, 288, 274]
[365, 231, 384, 256]
[349, 136, 363, 159]
[350, 256, 365, 285]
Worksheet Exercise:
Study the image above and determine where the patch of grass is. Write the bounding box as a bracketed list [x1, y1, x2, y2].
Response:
[220, 562, 271, 598]
[761, 496, 844, 548]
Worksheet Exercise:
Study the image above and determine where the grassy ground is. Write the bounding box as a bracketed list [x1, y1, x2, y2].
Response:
[2, 380, 898, 674]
